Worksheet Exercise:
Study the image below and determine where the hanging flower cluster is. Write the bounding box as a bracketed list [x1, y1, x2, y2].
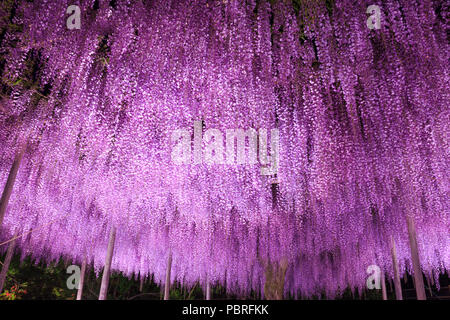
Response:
[0, 0, 448, 298]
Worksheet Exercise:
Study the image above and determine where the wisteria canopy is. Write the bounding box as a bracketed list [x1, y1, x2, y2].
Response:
[0, 0, 448, 299]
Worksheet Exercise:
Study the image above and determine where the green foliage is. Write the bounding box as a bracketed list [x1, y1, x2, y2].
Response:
[0, 283, 27, 300]
[0, 252, 221, 300]
[1, 255, 77, 300]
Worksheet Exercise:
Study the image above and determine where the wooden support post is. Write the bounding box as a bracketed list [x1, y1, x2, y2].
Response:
[99, 226, 116, 300]
[406, 215, 426, 300]
[0, 230, 18, 293]
[206, 276, 211, 300]
[0, 143, 26, 227]
[139, 275, 144, 292]
[381, 270, 387, 300]
[425, 275, 433, 297]
[76, 257, 87, 300]
[164, 252, 172, 300]
[391, 237, 403, 300]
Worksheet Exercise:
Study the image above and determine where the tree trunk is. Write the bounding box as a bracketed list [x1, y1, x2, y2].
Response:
[406, 215, 426, 300]
[76, 257, 87, 300]
[99, 226, 116, 300]
[0, 230, 18, 292]
[0, 143, 26, 227]
[263, 258, 288, 300]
